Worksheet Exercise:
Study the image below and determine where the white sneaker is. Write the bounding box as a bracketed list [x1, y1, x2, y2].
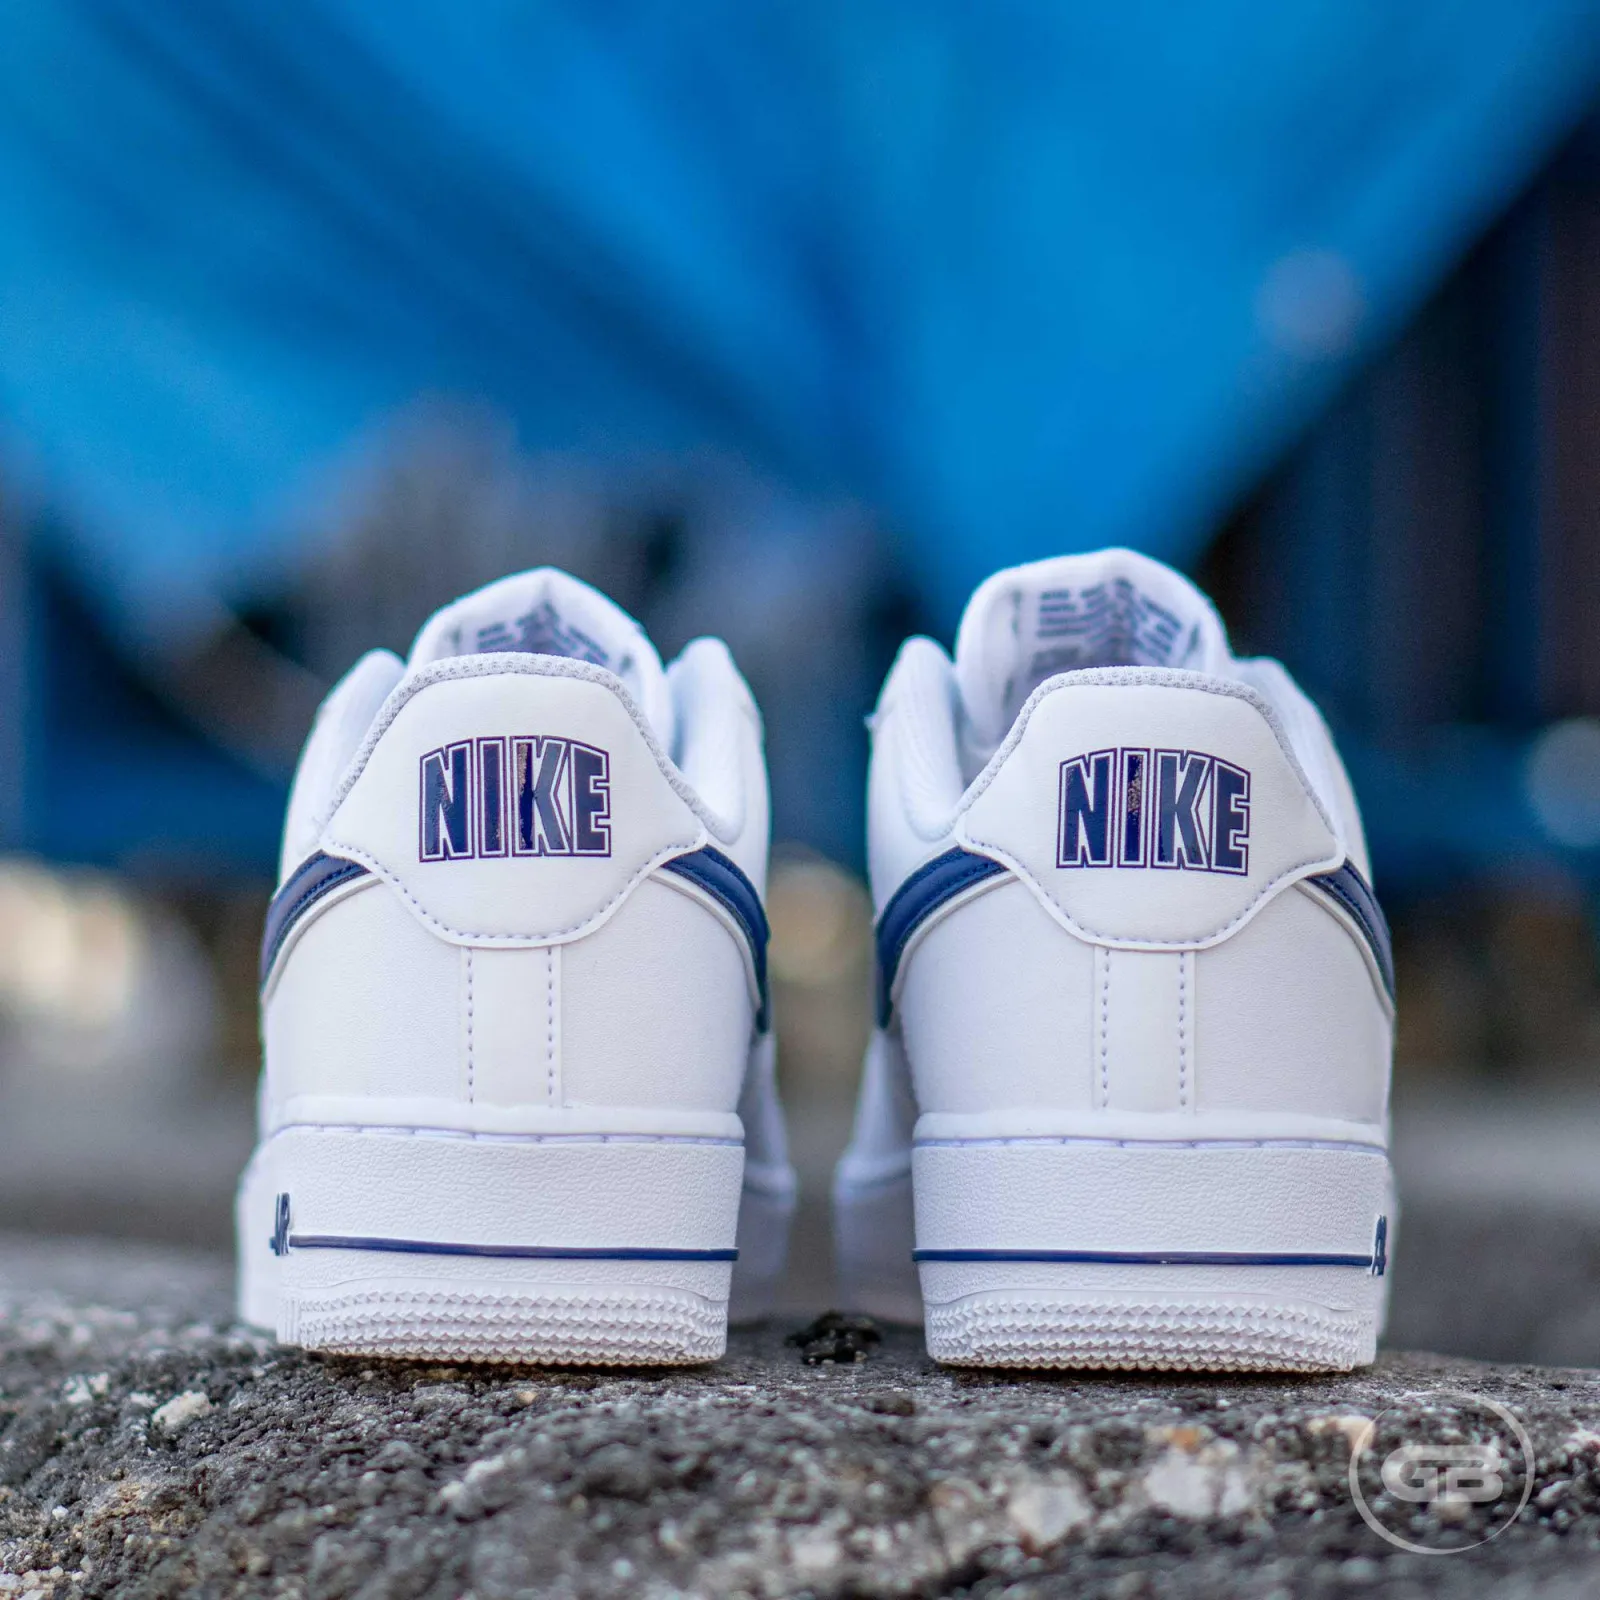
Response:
[835, 549, 1394, 1371]
[237, 569, 795, 1365]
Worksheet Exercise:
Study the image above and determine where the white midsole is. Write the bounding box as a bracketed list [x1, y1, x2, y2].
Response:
[913, 1139, 1393, 1260]
[910, 1136, 1395, 1369]
[237, 1123, 745, 1345]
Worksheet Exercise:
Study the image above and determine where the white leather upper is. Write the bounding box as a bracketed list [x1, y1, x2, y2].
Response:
[894, 877, 1390, 1128]
[898, 878, 1096, 1116]
[853, 552, 1394, 1156]
[266, 877, 455, 1109]
[279, 648, 404, 881]
[260, 573, 772, 1138]
[264, 872, 753, 1126]
[1196, 885, 1391, 1121]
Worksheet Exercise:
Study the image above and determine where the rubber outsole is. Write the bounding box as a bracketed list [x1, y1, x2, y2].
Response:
[924, 1291, 1370, 1371]
[282, 1283, 727, 1365]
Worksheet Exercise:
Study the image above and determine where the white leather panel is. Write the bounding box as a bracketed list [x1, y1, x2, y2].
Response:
[898, 879, 1096, 1115]
[324, 663, 704, 946]
[667, 637, 771, 895]
[466, 945, 558, 1108]
[1097, 948, 1188, 1113]
[866, 639, 968, 915]
[560, 877, 752, 1113]
[1194, 889, 1391, 1123]
[279, 649, 403, 884]
[264, 885, 461, 1106]
[956, 674, 1340, 948]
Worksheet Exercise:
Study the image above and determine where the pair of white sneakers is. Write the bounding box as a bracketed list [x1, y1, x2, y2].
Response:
[238, 548, 1394, 1372]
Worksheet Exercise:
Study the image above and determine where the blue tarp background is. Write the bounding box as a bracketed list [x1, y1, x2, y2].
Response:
[3, 0, 1600, 641]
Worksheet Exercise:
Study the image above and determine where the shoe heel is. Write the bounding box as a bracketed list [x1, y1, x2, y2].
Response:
[913, 1139, 1393, 1371]
[237, 1125, 742, 1365]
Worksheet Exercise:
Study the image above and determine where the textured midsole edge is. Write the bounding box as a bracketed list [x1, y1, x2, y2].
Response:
[923, 1289, 1375, 1373]
[281, 1283, 727, 1366]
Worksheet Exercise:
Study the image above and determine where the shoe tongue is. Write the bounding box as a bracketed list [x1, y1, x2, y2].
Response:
[953, 548, 1232, 754]
[407, 568, 673, 742]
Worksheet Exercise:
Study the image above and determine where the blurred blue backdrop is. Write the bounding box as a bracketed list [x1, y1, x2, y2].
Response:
[2, 0, 1600, 891]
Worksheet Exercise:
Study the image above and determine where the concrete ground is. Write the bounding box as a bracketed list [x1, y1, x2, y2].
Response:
[3, 1236, 1600, 1599]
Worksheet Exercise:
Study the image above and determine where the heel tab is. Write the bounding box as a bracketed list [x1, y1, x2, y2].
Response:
[954, 669, 1342, 948]
[320, 656, 707, 946]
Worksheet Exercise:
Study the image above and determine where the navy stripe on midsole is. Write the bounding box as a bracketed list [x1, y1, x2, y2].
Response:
[876, 847, 1008, 1023]
[911, 1247, 1374, 1267]
[261, 852, 372, 986]
[1303, 860, 1394, 1002]
[660, 845, 771, 1030]
[288, 1235, 737, 1262]
[913, 1136, 1388, 1153]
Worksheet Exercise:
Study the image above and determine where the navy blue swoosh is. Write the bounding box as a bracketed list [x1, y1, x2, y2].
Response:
[260, 851, 371, 985]
[876, 847, 1009, 1024]
[661, 845, 771, 1030]
[1303, 860, 1394, 1002]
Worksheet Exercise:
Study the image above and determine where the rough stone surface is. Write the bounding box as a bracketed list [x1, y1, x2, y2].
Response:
[3, 1236, 1600, 1598]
